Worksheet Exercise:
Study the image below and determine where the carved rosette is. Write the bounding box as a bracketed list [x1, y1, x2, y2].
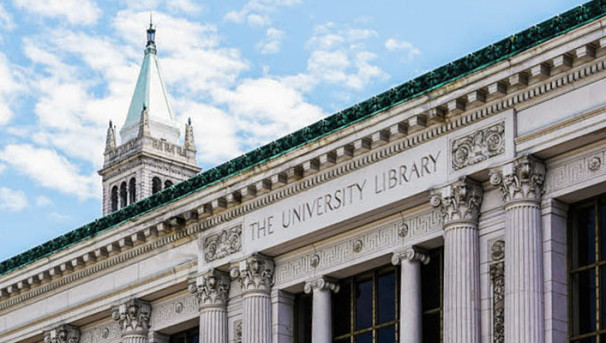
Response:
[452, 121, 505, 170]
[430, 177, 483, 227]
[43, 324, 80, 343]
[391, 246, 430, 266]
[303, 276, 340, 294]
[188, 269, 231, 309]
[203, 225, 242, 262]
[489, 156, 545, 204]
[230, 254, 274, 294]
[111, 299, 152, 337]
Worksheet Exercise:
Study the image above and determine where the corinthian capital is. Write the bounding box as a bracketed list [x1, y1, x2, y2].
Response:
[303, 276, 340, 294]
[391, 246, 430, 266]
[43, 324, 80, 343]
[489, 156, 545, 203]
[111, 299, 152, 337]
[230, 253, 274, 293]
[188, 269, 230, 308]
[430, 177, 482, 226]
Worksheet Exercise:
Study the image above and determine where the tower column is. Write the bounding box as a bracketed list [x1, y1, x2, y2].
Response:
[112, 299, 152, 343]
[431, 177, 482, 343]
[392, 247, 430, 343]
[490, 156, 545, 343]
[188, 269, 231, 343]
[304, 276, 339, 343]
[231, 254, 274, 343]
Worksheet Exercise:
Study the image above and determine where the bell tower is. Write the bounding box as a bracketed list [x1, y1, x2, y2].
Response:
[98, 21, 201, 215]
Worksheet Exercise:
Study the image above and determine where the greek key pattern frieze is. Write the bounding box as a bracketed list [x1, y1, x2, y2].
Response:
[150, 293, 198, 330]
[203, 224, 242, 262]
[274, 208, 441, 286]
[451, 121, 505, 170]
[80, 322, 120, 343]
[545, 146, 606, 195]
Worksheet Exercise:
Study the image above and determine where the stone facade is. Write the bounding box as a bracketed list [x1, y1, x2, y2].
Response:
[3, 3, 606, 343]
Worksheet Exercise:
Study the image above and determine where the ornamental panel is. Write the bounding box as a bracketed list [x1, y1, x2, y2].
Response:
[451, 121, 505, 170]
[203, 224, 242, 262]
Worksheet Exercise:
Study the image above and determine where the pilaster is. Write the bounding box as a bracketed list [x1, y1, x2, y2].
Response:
[304, 276, 339, 343]
[112, 299, 152, 343]
[188, 269, 230, 343]
[431, 177, 482, 343]
[43, 324, 80, 343]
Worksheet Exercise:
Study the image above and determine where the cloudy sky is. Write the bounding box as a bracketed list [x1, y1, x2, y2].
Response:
[0, 0, 586, 260]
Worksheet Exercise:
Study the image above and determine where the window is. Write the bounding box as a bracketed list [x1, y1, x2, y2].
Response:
[332, 265, 399, 343]
[165, 180, 173, 189]
[294, 292, 312, 343]
[569, 196, 606, 342]
[110, 186, 118, 212]
[129, 178, 136, 204]
[421, 248, 443, 343]
[119, 182, 127, 208]
[169, 327, 199, 343]
[152, 177, 162, 194]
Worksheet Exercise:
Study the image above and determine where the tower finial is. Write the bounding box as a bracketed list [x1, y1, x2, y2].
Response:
[145, 14, 157, 54]
[105, 119, 116, 153]
[184, 117, 195, 150]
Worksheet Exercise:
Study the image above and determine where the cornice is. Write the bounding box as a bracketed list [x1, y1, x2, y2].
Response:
[2, 3, 606, 308]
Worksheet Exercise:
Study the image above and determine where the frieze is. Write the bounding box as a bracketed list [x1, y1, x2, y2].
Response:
[203, 225, 242, 262]
[274, 208, 441, 286]
[80, 322, 121, 343]
[451, 121, 505, 170]
[150, 293, 198, 330]
[545, 146, 606, 195]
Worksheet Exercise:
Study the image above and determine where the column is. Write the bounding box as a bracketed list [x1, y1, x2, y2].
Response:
[188, 269, 231, 343]
[490, 156, 545, 343]
[231, 253, 274, 343]
[43, 324, 80, 343]
[392, 247, 430, 343]
[112, 299, 152, 343]
[303, 276, 340, 343]
[430, 177, 482, 343]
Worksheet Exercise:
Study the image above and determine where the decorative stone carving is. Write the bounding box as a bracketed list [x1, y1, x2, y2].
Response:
[230, 253, 274, 293]
[398, 222, 409, 237]
[589, 156, 601, 171]
[111, 299, 152, 337]
[188, 269, 230, 308]
[44, 324, 80, 343]
[234, 320, 243, 343]
[490, 239, 505, 343]
[452, 121, 505, 170]
[352, 239, 363, 253]
[391, 246, 430, 265]
[490, 156, 545, 203]
[430, 177, 482, 226]
[203, 225, 242, 262]
[309, 254, 320, 268]
[303, 276, 340, 294]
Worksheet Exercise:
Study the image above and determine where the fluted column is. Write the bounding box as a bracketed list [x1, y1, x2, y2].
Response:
[304, 276, 340, 343]
[112, 299, 152, 343]
[43, 324, 80, 343]
[490, 156, 545, 343]
[431, 177, 482, 343]
[231, 253, 274, 343]
[188, 269, 231, 343]
[392, 247, 430, 343]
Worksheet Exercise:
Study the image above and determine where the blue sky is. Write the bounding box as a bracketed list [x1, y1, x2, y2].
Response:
[0, 0, 587, 260]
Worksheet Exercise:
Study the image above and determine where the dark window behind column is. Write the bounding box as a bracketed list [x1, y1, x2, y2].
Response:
[421, 248, 443, 343]
[169, 327, 199, 343]
[569, 196, 606, 342]
[294, 292, 312, 343]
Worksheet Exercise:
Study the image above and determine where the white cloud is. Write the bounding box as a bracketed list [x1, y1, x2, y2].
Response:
[0, 4, 15, 30]
[0, 164, 5, 174]
[0, 52, 23, 126]
[0, 145, 99, 200]
[385, 38, 421, 59]
[14, 0, 101, 25]
[36, 195, 52, 207]
[50, 212, 70, 221]
[0, 187, 28, 212]
[225, 0, 301, 27]
[256, 28, 284, 54]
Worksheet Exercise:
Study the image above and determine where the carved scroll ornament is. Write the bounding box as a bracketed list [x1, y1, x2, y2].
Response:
[203, 225, 242, 262]
[452, 121, 505, 170]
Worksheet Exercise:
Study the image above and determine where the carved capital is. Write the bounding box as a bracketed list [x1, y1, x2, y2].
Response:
[490, 156, 545, 203]
[230, 253, 274, 293]
[391, 246, 430, 265]
[430, 177, 482, 226]
[111, 299, 152, 337]
[188, 269, 230, 308]
[43, 324, 80, 343]
[303, 276, 340, 294]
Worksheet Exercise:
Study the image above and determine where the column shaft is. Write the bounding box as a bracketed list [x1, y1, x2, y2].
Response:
[312, 288, 332, 343]
[504, 201, 544, 342]
[400, 259, 422, 343]
[122, 336, 148, 343]
[242, 292, 272, 343]
[200, 307, 228, 343]
[443, 224, 480, 343]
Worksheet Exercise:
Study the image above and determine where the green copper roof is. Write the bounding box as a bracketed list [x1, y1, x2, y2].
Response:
[2, 0, 606, 276]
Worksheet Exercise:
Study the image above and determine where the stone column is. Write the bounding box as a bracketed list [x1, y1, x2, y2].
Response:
[188, 269, 231, 343]
[112, 299, 152, 343]
[303, 276, 340, 343]
[43, 324, 80, 343]
[490, 156, 545, 343]
[430, 177, 482, 343]
[271, 289, 295, 343]
[231, 253, 274, 343]
[392, 247, 430, 343]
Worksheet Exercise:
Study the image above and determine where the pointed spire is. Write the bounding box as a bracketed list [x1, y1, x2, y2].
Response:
[105, 120, 116, 153]
[184, 117, 195, 150]
[138, 104, 150, 138]
[145, 13, 157, 54]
